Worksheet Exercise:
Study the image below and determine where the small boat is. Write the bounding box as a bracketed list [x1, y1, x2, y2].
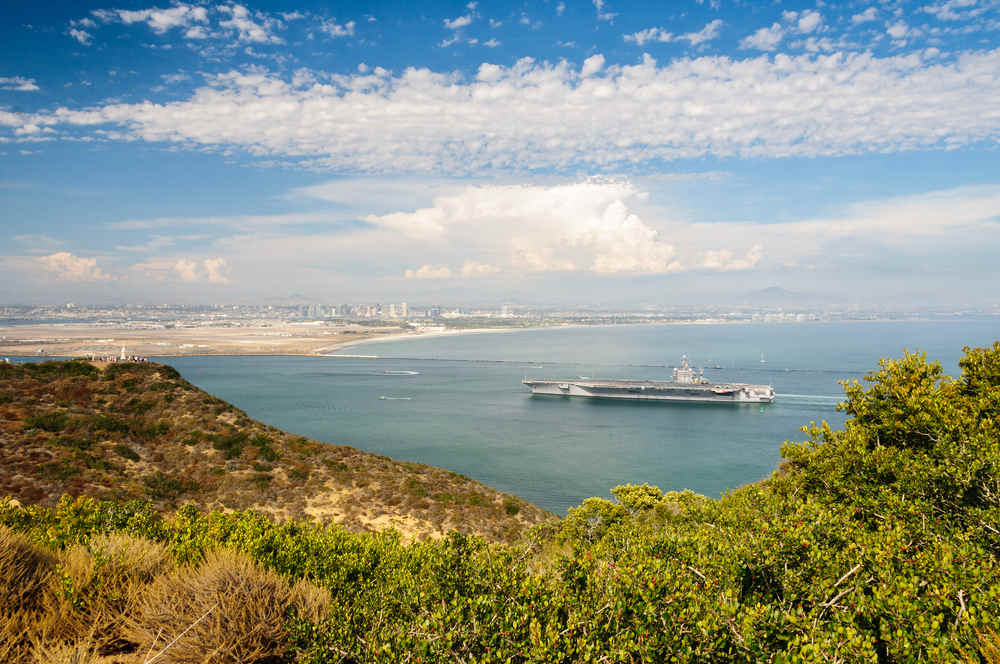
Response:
[384, 370, 420, 375]
[760, 352, 767, 364]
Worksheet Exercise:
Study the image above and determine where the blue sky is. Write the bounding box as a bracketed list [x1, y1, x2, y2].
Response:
[1, 0, 999, 306]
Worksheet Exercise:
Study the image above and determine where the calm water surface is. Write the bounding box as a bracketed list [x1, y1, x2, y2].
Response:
[151, 320, 1000, 515]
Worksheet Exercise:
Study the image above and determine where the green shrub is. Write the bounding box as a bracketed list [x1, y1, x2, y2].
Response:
[143, 473, 194, 500]
[113, 444, 140, 462]
[25, 411, 70, 432]
[91, 414, 130, 435]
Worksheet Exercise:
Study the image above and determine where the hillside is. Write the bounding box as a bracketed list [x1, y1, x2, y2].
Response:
[0, 360, 552, 543]
[2, 345, 999, 663]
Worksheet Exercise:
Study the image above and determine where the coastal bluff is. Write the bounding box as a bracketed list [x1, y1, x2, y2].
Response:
[0, 359, 553, 543]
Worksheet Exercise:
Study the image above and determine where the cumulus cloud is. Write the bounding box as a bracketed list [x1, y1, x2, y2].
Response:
[7, 50, 1000, 173]
[368, 182, 687, 275]
[624, 19, 722, 46]
[320, 19, 355, 37]
[795, 11, 823, 34]
[923, 0, 989, 21]
[698, 245, 762, 272]
[593, 0, 617, 22]
[851, 7, 878, 24]
[37, 252, 111, 282]
[580, 54, 605, 77]
[887, 21, 909, 39]
[740, 23, 784, 50]
[133, 256, 230, 283]
[218, 5, 282, 43]
[113, 4, 208, 33]
[443, 14, 473, 30]
[0, 76, 39, 91]
[405, 264, 453, 279]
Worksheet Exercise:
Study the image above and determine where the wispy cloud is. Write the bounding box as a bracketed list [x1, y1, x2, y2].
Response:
[0, 76, 40, 91]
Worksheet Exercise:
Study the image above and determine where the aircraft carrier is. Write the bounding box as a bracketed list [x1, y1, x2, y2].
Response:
[522, 355, 775, 404]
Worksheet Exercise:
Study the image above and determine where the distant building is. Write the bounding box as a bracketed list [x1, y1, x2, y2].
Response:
[400, 301, 408, 318]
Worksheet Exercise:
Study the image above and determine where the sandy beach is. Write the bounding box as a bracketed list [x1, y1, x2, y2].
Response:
[0, 321, 418, 358]
[0, 321, 549, 359]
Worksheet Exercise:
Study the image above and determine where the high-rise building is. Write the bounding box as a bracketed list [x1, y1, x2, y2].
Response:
[388, 303, 397, 318]
[400, 302, 408, 318]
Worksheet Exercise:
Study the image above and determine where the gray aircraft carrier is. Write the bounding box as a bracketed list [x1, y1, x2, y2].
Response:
[522, 355, 775, 404]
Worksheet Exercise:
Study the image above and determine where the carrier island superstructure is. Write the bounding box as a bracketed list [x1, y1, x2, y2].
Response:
[522, 355, 775, 404]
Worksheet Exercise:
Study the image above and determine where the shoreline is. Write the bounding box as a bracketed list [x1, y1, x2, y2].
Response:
[2, 317, 996, 360]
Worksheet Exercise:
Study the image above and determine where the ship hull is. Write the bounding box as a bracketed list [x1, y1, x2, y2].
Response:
[523, 379, 775, 404]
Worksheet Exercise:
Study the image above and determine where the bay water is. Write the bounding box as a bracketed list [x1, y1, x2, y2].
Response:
[158, 320, 1000, 516]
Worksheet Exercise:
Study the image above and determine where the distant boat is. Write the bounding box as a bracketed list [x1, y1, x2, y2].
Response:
[379, 396, 412, 400]
[760, 352, 767, 364]
[384, 370, 420, 375]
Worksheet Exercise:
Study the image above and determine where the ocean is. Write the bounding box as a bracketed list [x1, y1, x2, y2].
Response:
[153, 320, 1000, 516]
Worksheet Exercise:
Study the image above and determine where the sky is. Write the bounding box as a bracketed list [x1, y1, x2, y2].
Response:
[1, 0, 999, 308]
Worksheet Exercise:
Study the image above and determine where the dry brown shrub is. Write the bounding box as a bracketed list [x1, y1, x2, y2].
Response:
[289, 578, 331, 623]
[0, 525, 58, 661]
[30, 638, 104, 664]
[125, 548, 294, 664]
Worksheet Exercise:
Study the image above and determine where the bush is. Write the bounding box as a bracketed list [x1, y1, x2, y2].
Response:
[26, 411, 70, 433]
[143, 473, 195, 500]
[113, 444, 140, 462]
[125, 549, 295, 664]
[90, 415, 130, 435]
[0, 525, 57, 661]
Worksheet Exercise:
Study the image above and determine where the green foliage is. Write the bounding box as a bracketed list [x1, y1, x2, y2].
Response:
[25, 411, 70, 432]
[90, 414, 130, 434]
[142, 472, 196, 500]
[113, 444, 140, 462]
[1, 343, 999, 662]
[210, 430, 250, 459]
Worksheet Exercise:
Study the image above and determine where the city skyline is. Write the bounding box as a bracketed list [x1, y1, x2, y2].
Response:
[1, 0, 999, 306]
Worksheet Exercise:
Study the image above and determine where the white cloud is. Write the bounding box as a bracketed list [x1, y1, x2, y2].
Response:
[741, 23, 784, 50]
[0, 77, 39, 92]
[684, 19, 723, 45]
[218, 5, 282, 43]
[580, 54, 605, 77]
[556, 2, 566, 16]
[796, 11, 823, 34]
[627, 20, 723, 46]
[405, 264, 453, 279]
[444, 14, 473, 30]
[593, 0, 617, 22]
[37, 252, 111, 282]
[137, 257, 230, 283]
[10, 50, 1000, 173]
[68, 28, 94, 44]
[923, 0, 987, 21]
[114, 4, 208, 33]
[321, 19, 355, 38]
[698, 245, 762, 272]
[483, 38, 500, 47]
[460, 260, 500, 277]
[851, 7, 879, 24]
[368, 182, 686, 275]
[202, 257, 230, 283]
[886, 21, 909, 39]
[623, 27, 672, 45]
